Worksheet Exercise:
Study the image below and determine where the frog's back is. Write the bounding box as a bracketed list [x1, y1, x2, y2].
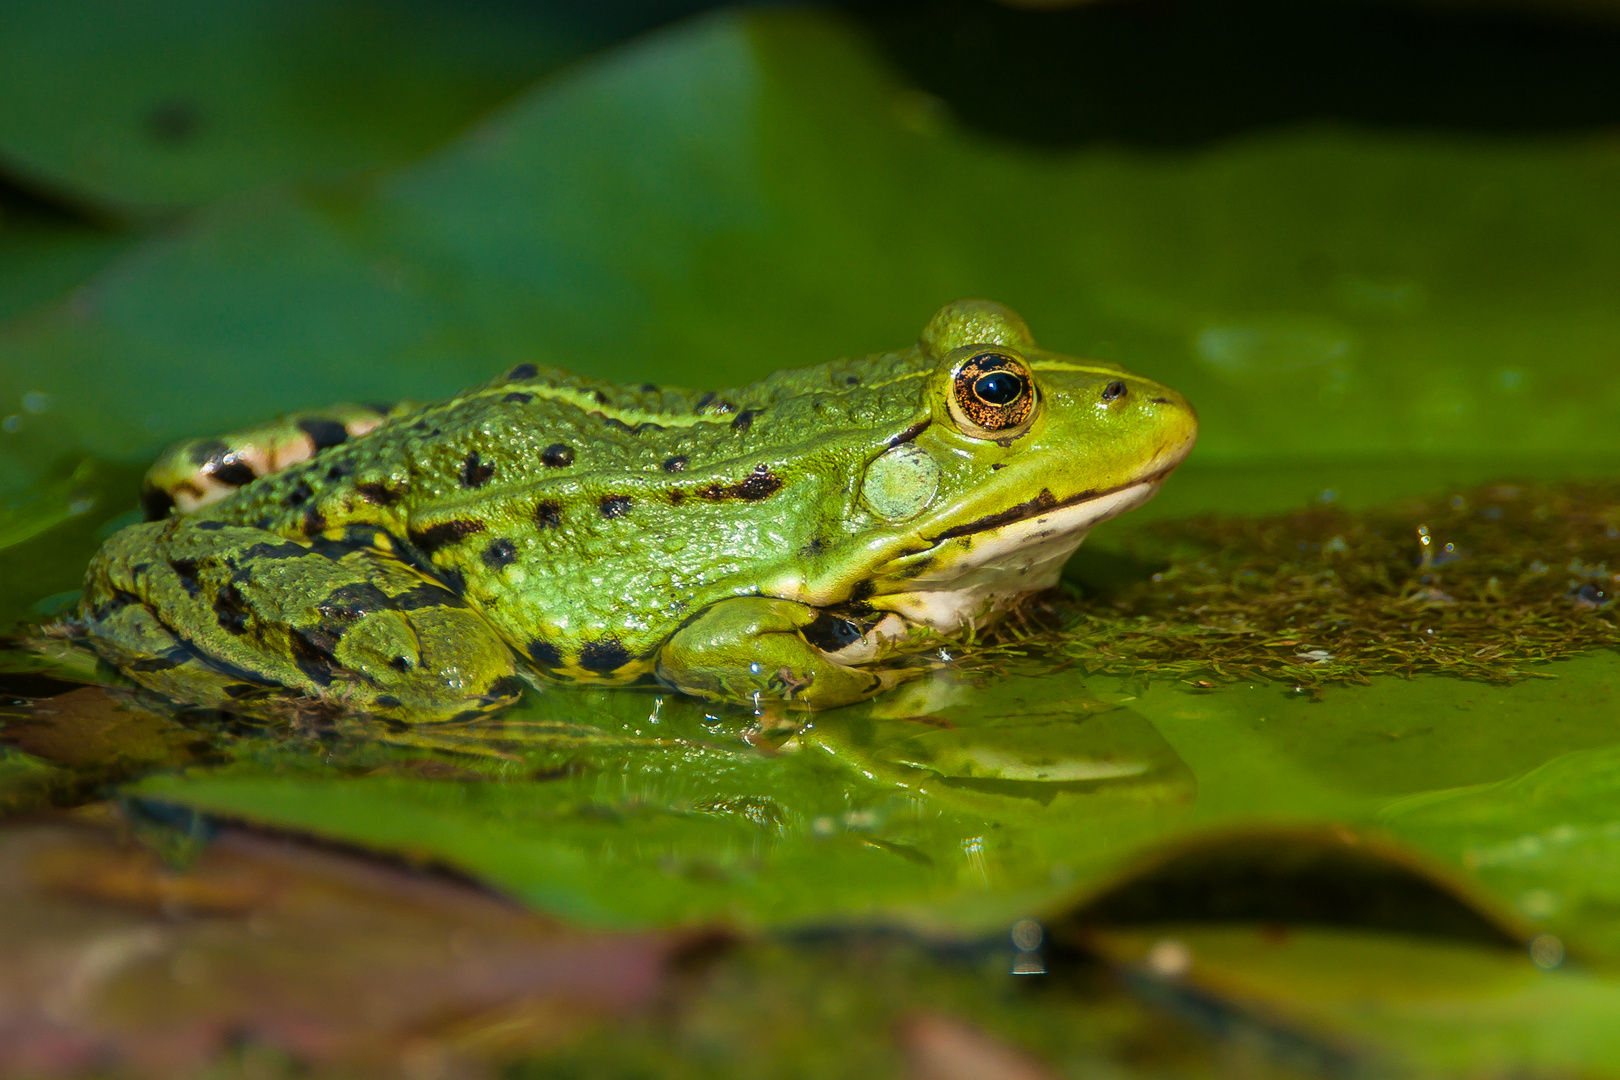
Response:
[193, 350, 934, 677]
[210, 350, 933, 530]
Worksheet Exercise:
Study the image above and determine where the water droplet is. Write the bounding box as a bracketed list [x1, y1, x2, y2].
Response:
[1010, 918, 1043, 952]
[1147, 938, 1192, 978]
[1529, 934, 1565, 970]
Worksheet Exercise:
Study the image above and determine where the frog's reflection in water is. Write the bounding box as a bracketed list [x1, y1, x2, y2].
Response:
[337, 664, 1199, 887]
[802, 668, 1196, 808]
[30, 659, 1195, 901]
[373, 665, 1197, 813]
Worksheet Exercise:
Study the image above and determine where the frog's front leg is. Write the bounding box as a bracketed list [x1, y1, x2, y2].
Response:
[654, 597, 912, 709]
[80, 519, 523, 723]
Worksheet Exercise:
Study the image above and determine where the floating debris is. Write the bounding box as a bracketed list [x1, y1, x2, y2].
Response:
[978, 480, 1620, 688]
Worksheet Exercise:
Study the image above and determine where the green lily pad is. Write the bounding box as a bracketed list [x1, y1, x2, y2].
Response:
[1381, 740, 1620, 960]
[0, 202, 129, 326]
[1087, 924, 1620, 1077]
[105, 648, 1620, 942]
[0, 0, 656, 216]
[118, 669, 1196, 928]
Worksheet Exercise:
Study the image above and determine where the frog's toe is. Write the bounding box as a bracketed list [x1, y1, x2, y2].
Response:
[654, 596, 902, 710]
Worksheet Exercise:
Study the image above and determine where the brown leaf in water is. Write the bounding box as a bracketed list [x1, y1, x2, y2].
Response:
[0, 807, 714, 1077]
[1, 686, 207, 772]
[895, 1013, 1060, 1080]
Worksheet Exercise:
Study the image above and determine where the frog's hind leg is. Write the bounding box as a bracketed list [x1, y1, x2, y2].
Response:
[80, 519, 523, 723]
[141, 402, 416, 519]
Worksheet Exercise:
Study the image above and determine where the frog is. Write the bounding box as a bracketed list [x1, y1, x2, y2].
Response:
[76, 300, 1197, 722]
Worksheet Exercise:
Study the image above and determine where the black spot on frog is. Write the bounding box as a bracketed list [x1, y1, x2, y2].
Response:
[408, 519, 487, 553]
[579, 638, 631, 673]
[297, 418, 349, 451]
[696, 464, 782, 502]
[482, 538, 518, 569]
[460, 452, 496, 488]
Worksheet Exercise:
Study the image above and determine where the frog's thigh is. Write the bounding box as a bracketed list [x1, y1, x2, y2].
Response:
[142, 402, 411, 517]
[82, 520, 521, 722]
[654, 597, 899, 710]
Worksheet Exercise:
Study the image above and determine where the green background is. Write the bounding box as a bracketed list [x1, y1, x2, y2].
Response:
[4, 1, 1620, 1074]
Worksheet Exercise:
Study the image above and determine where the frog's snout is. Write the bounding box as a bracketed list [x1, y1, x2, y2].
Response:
[1147, 387, 1200, 465]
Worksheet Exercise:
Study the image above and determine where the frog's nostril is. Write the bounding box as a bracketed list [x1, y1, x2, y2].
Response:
[1150, 397, 1171, 404]
[1101, 380, 1127, 402]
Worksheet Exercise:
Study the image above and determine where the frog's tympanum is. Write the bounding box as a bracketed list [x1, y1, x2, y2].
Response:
[78, 301, 1196, 720]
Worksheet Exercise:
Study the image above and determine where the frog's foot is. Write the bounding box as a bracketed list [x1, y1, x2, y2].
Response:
[80, 520, 522, 723]
[654, 597, 914, 710]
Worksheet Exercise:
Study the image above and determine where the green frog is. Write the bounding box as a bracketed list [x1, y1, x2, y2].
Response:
[77, 300, 1196, 721]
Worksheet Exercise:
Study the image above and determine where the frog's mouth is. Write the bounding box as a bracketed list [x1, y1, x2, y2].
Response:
[923, 469, 1173, 547]
[857, 462, 1182, 633]
[920, 460, 1182, 551]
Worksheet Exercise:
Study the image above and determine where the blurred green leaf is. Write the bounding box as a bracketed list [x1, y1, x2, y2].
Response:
[0, 205, 129, 326]
[0, 9, 1617, 467]
[0, 0, 681, 216]
[0, 745, 69, 816]
[1088, 924, 1620, 1077]
[0, 458, 94, 550]
[1381, 740, 1620, 960]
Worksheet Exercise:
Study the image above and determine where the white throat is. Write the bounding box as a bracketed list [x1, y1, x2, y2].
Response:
[872, 479, 1162, 634]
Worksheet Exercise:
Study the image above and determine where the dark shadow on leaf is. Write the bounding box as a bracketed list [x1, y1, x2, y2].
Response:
[1054, 825, 1526, 949]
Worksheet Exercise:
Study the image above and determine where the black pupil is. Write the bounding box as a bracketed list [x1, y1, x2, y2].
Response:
[975, 372, 1024, 406]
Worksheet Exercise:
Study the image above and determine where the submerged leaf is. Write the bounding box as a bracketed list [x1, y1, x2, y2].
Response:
[0, 810, 700, 1077]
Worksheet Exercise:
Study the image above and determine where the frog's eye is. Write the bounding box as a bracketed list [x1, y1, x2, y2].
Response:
[949, 351, 1037, 439]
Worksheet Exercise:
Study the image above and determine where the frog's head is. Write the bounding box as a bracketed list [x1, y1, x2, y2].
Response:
[858, 299, 1198, 630]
